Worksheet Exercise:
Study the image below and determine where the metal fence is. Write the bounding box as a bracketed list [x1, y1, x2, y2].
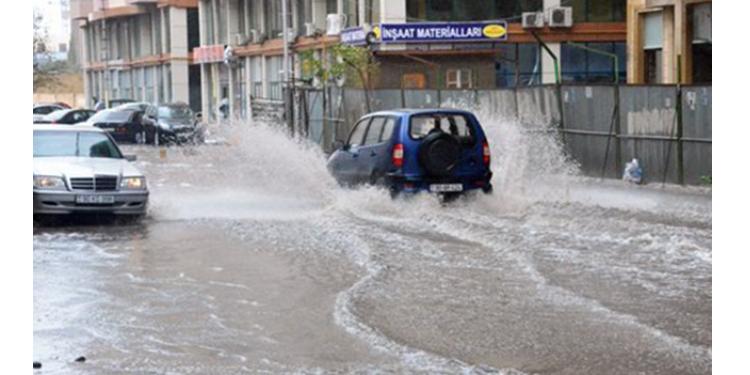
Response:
[294, 84, 711, 185]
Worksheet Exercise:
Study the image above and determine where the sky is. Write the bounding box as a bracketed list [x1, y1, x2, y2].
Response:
[33, 0, 70, 53]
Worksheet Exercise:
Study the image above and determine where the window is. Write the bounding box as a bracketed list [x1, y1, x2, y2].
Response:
[344, 0, 359, 27]
[409, 114, 475, 145]
[265, 0, 283, 38]
[570, 0, 626, 23]
[366, 0, 380, 24]
[380, 117, 396, 142]
[407, 0, 542, 21]
[348, 118, 371, 147]
[446, 69, 472, 89]
[561, 42, 626, 83]
[643, 12, 663, 83]
[364, 117, 385, 145]
[218, 0, 227, 43]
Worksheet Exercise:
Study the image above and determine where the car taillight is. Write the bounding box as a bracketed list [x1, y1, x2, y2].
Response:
[482, 140, 491, 165]
[392, 143, 404, 167]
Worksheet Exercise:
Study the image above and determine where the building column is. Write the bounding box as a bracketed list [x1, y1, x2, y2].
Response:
[662, 6, 676, 83]
[170, 7, 190, 103]
[201, 63, 211, 118]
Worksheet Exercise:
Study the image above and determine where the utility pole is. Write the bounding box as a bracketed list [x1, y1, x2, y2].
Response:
[281, 0, 293, 131]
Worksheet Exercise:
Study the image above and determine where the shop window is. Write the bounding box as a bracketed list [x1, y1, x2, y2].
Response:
[446, 69, 472, 89]
[407, 0, 541, 22]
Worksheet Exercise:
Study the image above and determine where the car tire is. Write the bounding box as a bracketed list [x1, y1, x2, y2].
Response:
[482, 183, 494, 195]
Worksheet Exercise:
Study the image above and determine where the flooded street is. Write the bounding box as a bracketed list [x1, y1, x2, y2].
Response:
[33, 123, 711, 374]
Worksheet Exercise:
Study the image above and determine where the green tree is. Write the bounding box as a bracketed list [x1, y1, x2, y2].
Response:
[299, 45, 378, 112]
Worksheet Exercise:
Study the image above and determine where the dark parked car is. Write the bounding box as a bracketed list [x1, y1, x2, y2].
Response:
[154, 103, 205, 144]
[84, 108, 157, 144]
[34, 109, 96, 124]
[327, 109, 493, 197]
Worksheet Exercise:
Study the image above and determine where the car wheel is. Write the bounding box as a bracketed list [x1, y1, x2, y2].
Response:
[482, 183, 494, 195]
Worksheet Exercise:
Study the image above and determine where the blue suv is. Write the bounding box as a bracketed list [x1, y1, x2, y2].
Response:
[327, 109, 493, 196]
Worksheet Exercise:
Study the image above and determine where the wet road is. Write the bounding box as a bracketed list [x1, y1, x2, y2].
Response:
[34, 123, 711, 374]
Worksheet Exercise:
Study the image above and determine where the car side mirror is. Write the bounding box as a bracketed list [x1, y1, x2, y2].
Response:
[124, 155, 137, 161]
[333, 140, 347, 151]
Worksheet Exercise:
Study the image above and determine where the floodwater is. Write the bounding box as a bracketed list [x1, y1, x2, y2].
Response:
[33, 117, 711, 374]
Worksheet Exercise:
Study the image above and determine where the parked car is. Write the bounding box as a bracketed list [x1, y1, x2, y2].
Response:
[154, 103, 205, 144]
[33, 124, 148, 216]
[33, 103, 66, 122]
[34, 109, 96, 124]
[327, 109, 493, 197]
[83, 108, 157, 144]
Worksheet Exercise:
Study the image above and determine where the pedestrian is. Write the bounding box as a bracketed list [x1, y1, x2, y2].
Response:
[94, 97, 105, 112]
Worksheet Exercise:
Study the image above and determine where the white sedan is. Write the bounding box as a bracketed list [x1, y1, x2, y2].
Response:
[33, 125, 149, 216]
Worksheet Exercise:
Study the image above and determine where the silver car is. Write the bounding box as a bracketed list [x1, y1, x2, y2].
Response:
[33, 125, 149, 216]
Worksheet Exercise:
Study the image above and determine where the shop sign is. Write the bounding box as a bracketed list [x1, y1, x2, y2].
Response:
[379, 21, 507, 44]
[193, 45, 225, 64]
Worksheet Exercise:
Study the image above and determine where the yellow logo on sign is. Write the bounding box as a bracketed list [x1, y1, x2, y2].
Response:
[482, 24, 507, 39]
[372, 26, 381, 39]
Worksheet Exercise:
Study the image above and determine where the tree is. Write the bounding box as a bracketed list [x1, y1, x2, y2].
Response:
[33, 11, 61, 90]
[299, 45, 378, 112]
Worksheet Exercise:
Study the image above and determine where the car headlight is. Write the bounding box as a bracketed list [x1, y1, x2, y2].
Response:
[120, 176, 147, 190]
[33, 175, 66, 190]
[159, 121, 171, 130]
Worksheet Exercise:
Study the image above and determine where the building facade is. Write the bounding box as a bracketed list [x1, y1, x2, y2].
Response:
[71, 0, 200, 108]
[196, 0, 630, 120]
[626, 0, 711, 84]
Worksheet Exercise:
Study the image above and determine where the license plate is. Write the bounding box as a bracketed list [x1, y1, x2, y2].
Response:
[429, 183, 463, 193]
[76, 195, 115, 204]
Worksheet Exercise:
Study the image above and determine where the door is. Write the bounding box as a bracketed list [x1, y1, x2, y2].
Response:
[354, 116, 393, 184]
[332, 117, 371, 185]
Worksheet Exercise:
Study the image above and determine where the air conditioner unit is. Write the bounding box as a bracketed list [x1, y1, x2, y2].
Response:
[277, 28, 297, 40]
[548, 7, 573, 28]
[326, 13, 345, 35]
[232, 33, 248, 46]
[522, 12, 545, 28]
[304, 22, 317, 37]
[249, 29, 266, 44]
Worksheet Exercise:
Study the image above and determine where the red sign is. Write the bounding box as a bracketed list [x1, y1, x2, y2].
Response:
[193, 45, 224, 63]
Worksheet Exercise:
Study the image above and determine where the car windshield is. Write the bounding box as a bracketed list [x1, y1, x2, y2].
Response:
[409, 113, 476, 145]
[33, 131, 123, 158]
[158, 106, 193, 121]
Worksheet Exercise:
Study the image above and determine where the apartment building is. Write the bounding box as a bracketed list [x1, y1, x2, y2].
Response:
[71, 0, 200, 109]
[626, 0, 711, 84]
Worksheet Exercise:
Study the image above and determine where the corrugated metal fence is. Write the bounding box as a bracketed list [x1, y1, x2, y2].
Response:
[296, 84, 711, 185]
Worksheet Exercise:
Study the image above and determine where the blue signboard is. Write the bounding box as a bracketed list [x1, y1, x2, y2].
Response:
[341, 27, 368, 46]
[377, 21, 508, 44]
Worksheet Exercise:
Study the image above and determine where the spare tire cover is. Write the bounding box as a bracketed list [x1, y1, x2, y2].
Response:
[418, 132, 461, 177]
